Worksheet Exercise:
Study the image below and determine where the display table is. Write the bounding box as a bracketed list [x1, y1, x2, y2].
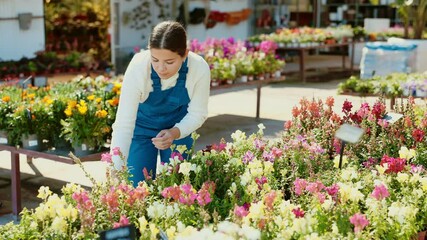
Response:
[210, 76, 286, 119]
[0, 144, 104, 217]
[277, 42, 355, 83]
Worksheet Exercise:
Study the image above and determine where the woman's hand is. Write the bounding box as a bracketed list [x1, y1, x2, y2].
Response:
[152, 127, 181, 150]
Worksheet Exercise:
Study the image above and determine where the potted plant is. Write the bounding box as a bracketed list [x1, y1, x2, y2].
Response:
[60, 96, 112, 156]
[0, 95, 14, 145]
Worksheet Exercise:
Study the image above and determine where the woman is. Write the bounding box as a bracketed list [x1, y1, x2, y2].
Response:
[110, 21, 211, 186]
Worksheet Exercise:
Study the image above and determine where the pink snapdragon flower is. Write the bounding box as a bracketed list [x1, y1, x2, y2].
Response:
[101, 152, 112, 163]
[234, 205, 249, 218]
[371, 184, 390, 201]
[294, 178, 308, 196]
[112, 147, 121, 156]
[271, 147, 283, 157]
[349, 213, 369, 233]
[113, 215, 130, 229]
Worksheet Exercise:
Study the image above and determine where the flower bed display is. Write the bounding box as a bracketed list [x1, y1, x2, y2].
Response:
[1, 97, 427, 239]
[248, 26, 355, 48]
[338, 72, 427, 98]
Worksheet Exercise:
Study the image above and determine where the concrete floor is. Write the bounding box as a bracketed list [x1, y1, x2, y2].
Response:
[1, 54, 385, 224]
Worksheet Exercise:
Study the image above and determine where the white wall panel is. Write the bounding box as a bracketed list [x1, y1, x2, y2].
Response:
[0, 0, 45, 61]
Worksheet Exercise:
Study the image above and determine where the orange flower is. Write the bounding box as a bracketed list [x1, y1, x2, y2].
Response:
[107, 98, 119, 107]
[1, 96, 10, 102]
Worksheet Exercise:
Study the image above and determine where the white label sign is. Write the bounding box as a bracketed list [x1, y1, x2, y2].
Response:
[81, 144, 87, 151]
[383, 112, 404, 124]
[28, 140, 38, 147]
[0, 138, 7, 144]
[335, 124, 364, 144]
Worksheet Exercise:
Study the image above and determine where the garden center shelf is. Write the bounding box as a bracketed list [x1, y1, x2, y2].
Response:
[0, 144, 105, 217]
[277, 41, 355, 83]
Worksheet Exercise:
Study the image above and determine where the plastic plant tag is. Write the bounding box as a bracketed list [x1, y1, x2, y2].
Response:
[99, 225, 136, 240]
[28, 140, 38, 147]
[0, 138, 7, 144]
[335, 123, 364, 144]
[383, 112, 404, 124]
[81, 144, 87, 151]
[159, 228, 168, 240]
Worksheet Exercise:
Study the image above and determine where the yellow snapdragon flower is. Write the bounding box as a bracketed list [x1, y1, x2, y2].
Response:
[399, 146, 416, 160]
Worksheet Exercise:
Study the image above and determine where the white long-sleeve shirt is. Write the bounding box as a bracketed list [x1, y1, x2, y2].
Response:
[111, 50, 211, 166]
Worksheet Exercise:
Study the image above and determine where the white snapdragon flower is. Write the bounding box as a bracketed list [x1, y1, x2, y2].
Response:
[51, 216, 67, 235]
[396, 172, 409, 183]
[217, 221, 240, 235]
[240, 171, 251, 186]
[410, 173, 420, 183]
[399, 146, 416, 160]
[229, 157, 242, 167]
[147, 201, 166, 220]
[388, 202, 418, 225]
[165, 203, 180, 218]
[264, 161, 274, 174]
[321, 198, 334, 211]
[37, 186, 52, 200]
[240, 224, 261, 240]
[257, 123, 266, 134]
[419, 177, 427, 191]
[341, 167, 358, 181]
[179, 162, 193, 176]
[176, 145, 187, 154]
[231, 130, 246, 143]
[247, 202, 265, 220]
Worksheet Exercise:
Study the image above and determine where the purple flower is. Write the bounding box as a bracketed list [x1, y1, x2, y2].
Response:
[243, 150, 255, 164]
[171, 151, 184, 161]
[262, 151, 275, 162]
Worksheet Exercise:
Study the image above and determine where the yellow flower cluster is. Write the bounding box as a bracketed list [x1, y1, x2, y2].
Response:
[33, 186, 79, 236]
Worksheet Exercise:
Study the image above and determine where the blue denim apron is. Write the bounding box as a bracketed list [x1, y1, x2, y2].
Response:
[127, 59, 193, 185]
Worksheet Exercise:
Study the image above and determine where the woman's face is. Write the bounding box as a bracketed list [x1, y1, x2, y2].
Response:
[150, 48, 187, 80]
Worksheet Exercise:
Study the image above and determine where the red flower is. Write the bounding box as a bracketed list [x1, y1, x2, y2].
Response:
[292, 207, 305, 218]
[380, 155, 406, 174]
[412, 128, 425, 142]
[342, 100, 353, 113]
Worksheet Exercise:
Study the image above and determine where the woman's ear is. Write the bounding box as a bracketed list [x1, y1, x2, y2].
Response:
[183, 49, 189, 60]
